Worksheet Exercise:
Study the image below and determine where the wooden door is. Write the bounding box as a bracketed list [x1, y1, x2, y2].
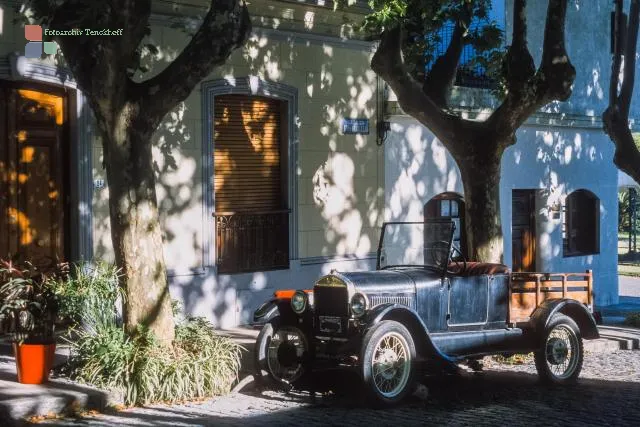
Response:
[511, 190, 536, 272]
[0, 85, 68, 264]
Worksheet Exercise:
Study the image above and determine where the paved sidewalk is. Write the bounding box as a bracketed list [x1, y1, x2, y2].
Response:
[0, 347, 114, 427]
[32, 350, 640, 426]
[620, 275, 640, 298]
[600, 276, 640, 320]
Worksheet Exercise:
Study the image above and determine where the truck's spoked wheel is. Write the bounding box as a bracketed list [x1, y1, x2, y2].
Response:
[372, 333, 411, 396]
[534, 314, 584, 384]
[545, 326, 579, 378]
[361, 320, 417, 406]
[266, 326, 308, 384]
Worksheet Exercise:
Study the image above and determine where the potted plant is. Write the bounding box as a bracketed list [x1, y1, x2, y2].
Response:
[0, 259, 65, 384]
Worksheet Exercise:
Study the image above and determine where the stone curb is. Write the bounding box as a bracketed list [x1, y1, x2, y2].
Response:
[0, 346, 116, 426]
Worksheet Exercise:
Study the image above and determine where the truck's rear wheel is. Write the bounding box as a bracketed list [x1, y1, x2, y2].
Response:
[361, 320, 417, 406]
[255, 323, 308, 388]
[534, 314, 584, 384]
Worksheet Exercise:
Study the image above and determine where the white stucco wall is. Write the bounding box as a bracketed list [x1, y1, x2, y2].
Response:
[385, 115, 619, 307]
[619, 171, 639, 188]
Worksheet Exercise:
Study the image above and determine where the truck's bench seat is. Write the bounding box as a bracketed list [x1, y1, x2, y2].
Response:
[449, 262, 510, 276]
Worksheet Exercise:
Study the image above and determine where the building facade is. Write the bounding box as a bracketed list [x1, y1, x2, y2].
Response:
[385, 0, 622, 308]
[0, 0, 625, 327]
[0, 0, 385, 327]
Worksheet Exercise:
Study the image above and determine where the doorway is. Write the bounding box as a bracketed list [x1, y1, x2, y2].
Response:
[512, 189, 536, 272]
[0, 82, 70, 264]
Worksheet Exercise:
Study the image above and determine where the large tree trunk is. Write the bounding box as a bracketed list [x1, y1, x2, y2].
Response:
[100, 105, 175, 343]
[457, 143, 506, 264]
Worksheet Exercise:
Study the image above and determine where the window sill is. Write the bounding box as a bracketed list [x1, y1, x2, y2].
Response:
[563, 251, 600, 258]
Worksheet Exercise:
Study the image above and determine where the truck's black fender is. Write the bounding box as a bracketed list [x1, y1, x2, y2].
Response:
[529, 299, 599, 340]
[253, 298, 314, 383]
[253, 300, 280, 326]
[253, 298, 313, 327]
[365, 303, 457, 366]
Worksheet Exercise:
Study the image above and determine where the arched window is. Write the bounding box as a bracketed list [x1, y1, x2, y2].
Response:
[425, 192, 466, 257]
[563, 189, 600, 256]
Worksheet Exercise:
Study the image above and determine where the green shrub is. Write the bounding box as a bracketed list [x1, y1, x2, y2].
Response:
[51, 262, 123, 329]
[66, 316, 243, 406]
[624, 313, 640, 328]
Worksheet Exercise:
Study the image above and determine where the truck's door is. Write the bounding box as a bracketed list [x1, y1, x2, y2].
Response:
[447, 275, 489, 327]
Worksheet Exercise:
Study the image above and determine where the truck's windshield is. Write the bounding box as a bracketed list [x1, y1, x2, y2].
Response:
[377, 220, 455, 271]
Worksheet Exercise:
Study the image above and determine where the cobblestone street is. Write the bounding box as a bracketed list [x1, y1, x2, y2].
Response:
[39, 349, 640, 427]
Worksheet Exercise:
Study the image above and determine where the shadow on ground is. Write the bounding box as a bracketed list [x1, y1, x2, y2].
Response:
[39, 368, 640, 426]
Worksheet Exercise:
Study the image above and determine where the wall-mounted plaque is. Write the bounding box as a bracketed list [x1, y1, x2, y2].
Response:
[342, 118, 369, 135]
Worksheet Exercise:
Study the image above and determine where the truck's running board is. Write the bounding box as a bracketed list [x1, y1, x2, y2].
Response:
[430, 328, 526, 356]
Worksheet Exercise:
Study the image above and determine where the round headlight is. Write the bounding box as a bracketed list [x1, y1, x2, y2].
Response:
[291, 291, 307, 314]
[351, 293, 367, 317]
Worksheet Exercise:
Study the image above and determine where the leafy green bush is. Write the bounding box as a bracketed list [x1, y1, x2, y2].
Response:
[67, 316, 243, 406]
[624, 312, 640, 328]
[50, 262, 123, 329]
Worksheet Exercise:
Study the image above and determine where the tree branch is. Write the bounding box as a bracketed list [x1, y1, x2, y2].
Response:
[503, 0, 535, 92]
[138, 0, 251, 124]
[537, 0, 575, 101]
[371, 25, 477, 154]
[604, 0, 640, 186]
[604, 107, 640, 185]
[49, 0, 150, 100]
[423, 19, 467, 107]
[610, 0, 624, 107]
[620, 0, 640, 116]
[488, 0, 574, 141]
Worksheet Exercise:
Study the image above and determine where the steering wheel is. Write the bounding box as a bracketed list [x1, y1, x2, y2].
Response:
[427, 241, 467, 274]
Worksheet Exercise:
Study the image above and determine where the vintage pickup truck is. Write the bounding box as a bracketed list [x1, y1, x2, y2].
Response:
[252, 219, 599, 406]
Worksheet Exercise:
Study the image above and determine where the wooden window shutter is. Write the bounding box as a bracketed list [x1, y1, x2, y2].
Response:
[214, 95, 284, 213]
[213, 95, 289, 274]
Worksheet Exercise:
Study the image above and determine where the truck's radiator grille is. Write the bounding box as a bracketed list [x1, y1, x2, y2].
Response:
[369, 294, 415, 309]
[313, 285, 349, 317]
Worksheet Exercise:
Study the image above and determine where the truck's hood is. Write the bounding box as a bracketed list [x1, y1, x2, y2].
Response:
[336, 268, 442, 294]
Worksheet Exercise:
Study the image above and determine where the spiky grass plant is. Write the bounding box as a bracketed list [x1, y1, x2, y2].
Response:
[624, 312, 640, 328]
[67, 315, 242, 406]
[50, 261, 124, 329]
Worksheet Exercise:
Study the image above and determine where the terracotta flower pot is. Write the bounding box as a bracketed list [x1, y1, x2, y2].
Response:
[12, 342, 56, 384]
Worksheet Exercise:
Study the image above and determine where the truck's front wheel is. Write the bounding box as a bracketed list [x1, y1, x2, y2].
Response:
[361, 320, 417, 406]
[534, 314, 584, 384]
[255, 323, 308, 388]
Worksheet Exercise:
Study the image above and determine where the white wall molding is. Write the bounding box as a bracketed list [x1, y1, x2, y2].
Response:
[387, 110, 606, 130]
[149, 13, 377, 52]
[299, 252, 377, 266]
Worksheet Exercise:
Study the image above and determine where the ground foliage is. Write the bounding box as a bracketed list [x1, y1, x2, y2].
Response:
[53, 264, 242, 406]
[65, 312, 242, 406]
